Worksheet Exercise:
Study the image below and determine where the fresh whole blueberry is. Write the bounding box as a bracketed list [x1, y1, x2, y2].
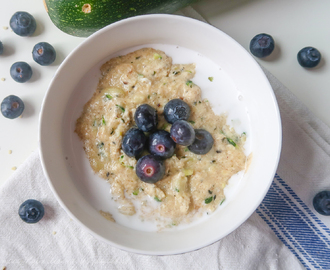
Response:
[188, 129, 214, 155]
[0, 41, 3, 55]
[164, 99, 191, 124]
[10, 61, 33, 83]
[10, 11, 36, 37]
[134, 104, 158, 132]
[1, 95, 25, 119]
[313, 190, 330, 216]
[136, 155, 165, 184]
[170, 120, 195, 146]
[32, 42, 56, 66]
[297, 47, 321, 68]
[122, 127, 147, 158]
[148, 130, 176, 159]
[250, 33, 275, 58]
[19, 199, 44, 223]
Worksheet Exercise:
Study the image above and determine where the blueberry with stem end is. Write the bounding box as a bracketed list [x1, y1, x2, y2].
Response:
[19, 199, 44, 223]
[32, 42, 56, 66]
[250, 33, 275, 58]
[1, 95, 25, 119]
[10, 62, 32, 83]
[148, 130, 176, 159]
[136, 155, 165, 184]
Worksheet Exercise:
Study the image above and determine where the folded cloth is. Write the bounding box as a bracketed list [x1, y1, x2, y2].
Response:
[1, 7, 330, 270]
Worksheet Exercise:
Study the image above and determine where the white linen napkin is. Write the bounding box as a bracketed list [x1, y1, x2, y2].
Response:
[1, 6, 330, 270]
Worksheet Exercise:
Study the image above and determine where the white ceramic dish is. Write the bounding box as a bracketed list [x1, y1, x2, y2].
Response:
[39, 14, 281, 255]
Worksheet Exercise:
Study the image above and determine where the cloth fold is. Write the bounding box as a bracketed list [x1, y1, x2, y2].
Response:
[1, 6, 330, 270]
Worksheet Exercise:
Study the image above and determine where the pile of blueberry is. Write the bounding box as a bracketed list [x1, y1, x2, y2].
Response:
[0, 11, 57, 119]
[122, 99, 214, 184]
[249, 33, 321, 68]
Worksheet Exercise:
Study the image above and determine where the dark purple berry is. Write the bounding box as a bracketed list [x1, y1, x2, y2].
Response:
[148, 130, 176, 159]
[10, 62, 32, 83]
[136, 155, 165, 184]
[164, 99, 191, 124]
[250, 33, 275, 58]
[32, 42, 56, 66]
[1, 95, 24, 119]
[122, 127, 147, 158]
[10, 11, 36, 37]
[134, 104, 158, 132]
[313, 191, 330, 216]
[297, 47, 321, 68]
[170, 120, 195, 146]
[188, 129, 214, 155]
[19, 199, 44, 223]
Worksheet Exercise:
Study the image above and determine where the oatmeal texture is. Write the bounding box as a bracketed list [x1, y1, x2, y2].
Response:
[75, 48, 246, 225]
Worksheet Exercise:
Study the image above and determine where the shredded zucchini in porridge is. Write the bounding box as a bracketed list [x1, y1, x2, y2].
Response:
[75, 48, 247, 225]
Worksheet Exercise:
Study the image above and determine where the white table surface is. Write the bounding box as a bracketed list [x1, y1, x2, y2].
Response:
[1, 0, 329, 186]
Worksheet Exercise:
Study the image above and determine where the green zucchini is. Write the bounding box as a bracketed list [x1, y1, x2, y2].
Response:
[43, 0, 196, 37]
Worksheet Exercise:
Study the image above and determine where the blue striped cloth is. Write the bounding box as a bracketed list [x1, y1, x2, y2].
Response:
[257, 174, 330, 269]
[256, 68, 330, 270]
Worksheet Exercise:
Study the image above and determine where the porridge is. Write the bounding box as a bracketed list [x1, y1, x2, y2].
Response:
[75, 48, 247, 226]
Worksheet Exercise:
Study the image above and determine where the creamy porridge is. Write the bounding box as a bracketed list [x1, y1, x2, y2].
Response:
[75, 48, 247, 226]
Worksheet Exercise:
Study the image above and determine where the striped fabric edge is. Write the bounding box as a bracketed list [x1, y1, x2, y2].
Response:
[256, 173, 330, 270]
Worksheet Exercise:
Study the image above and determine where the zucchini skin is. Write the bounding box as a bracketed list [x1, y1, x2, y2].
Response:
[44, 0, 197, 37]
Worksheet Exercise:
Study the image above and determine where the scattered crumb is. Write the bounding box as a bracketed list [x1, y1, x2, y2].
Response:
[99, 210, 115, 222]
[11, 166, 17, 171]
[52, 231, 57, 235]
[8, 150, 12, 154]
[2, 26, 8, 30]
[1, 78, 5, 81]
[2, 267, 6, 270]
[19, 114, 23, 118]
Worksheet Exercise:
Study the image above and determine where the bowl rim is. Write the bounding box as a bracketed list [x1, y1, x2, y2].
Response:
[39, 13, 282, 255]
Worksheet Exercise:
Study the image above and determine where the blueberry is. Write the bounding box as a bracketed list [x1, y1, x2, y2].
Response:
[10, 62, 33, 83]
[313, 190, 330, 216]
[148, 130, 176, 159]
[250, 33, 275, 58]
[170, 120, 195, 146]
[136, 155, 165, 184]
[10, 11, 36, 37]
[297, 47, 321, 68]
[134, 104, 158, 132]
[188, 129, 214, 155]
[19, 199, 44, 223]
[164, 99, 191, 124]
[1, 95, 25, 119]
[0, 41, 3, 55]
[122, 127, 147, 158]
[32, 42, 56, 66]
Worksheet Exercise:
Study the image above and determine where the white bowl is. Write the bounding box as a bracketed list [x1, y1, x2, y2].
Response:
[39, 14, 281, 255]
